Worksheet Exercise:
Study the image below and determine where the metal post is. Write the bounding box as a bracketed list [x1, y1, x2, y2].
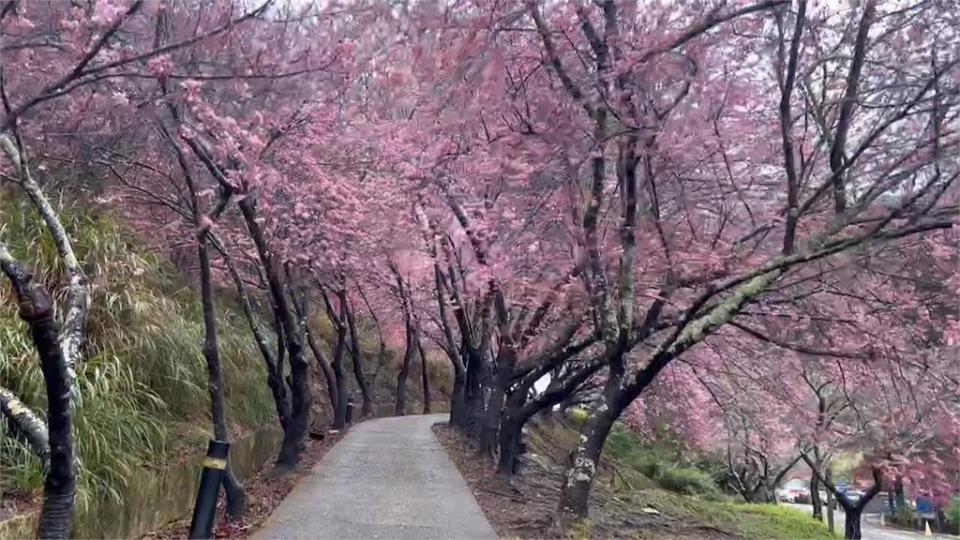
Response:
[188, 440, 229, 539]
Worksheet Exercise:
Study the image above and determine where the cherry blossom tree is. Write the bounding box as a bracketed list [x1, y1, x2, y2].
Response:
[0, 0, 281, 533]
[2, 0, 957, 536]
[507, 0, 960, 520]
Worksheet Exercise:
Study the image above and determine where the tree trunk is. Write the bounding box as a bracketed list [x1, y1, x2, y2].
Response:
[449, 368, 467, 428]
[0, 255, 76, 539]
[478, 391, 503, 457]
[844, 507, 863, 540]
[216, 239, 291, 432]
[894, 476, 905, 513]
[238, 199, 311, 468]
[811, 470, 822, 521]
[396, 323, 415, 416]
[464, 347, 484, 436]
[847, 476, 882, 540]
[496, 354, 607, 477]
[480, 342, 517, 457]
[369, 342, 387, 402]
[36, 313, 76, 540]
[264, 365, 291, 432]
[222, 465, 246, 518]
[496, 384, 534, 476]
[395, 371, 408, 417]
[197, 238, 246, 517]
[417, 336, 431, 414]
[805, 456, 882, 540]
[463, 348, 481, 433]
[305, 328, 338, 418]
[826, 469, 835, 534]
[275, 369, 311, 468]
[558, 405, 617, 520]
[0, 385, 49, 462]
[342, 291, 373, 417]
[496, 415, 522, 475]
[331, 327, 349, 429]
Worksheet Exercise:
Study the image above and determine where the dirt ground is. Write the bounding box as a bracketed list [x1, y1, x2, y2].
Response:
[433, 420, 736, 540]
[433, 423, 561, 538]
[142, 430, 345, 539]
[0, 488, 37, 523]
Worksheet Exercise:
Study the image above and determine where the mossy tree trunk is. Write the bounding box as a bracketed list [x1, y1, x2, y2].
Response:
[0, 385, 49, 462]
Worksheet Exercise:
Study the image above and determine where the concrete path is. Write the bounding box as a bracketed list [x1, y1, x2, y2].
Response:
[255, 414, 498, 540]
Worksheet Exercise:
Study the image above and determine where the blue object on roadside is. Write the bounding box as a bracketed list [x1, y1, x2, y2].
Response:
[916, 496, 935, 514]
[836, 481, 848, 494]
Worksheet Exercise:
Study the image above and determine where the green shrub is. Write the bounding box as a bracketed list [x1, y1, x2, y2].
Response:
[604, 424, 667, 480]
[659, 467, 719, 496]
[638, 457, 665, 480]
[604, 424, 641, 459]
[693, 452, 731, 489]
[892, 503, 917, 527]
[946, 496, 960, 526]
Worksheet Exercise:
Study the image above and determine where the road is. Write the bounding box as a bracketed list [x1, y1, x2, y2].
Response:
[786, 503, 954, 540]
[254, 414, 497, 540]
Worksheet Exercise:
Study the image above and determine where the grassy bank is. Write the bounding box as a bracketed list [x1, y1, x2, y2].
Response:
[527, 413, 837, 539]
[0, 196, 452, 515]
[0, 198, 272, 511]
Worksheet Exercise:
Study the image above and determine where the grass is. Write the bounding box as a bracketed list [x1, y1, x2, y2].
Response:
[613, 488, 838, 539]
[0, 197, 274, 508]
[603, 423, 718, 496]
[658, 466, 719, 496]
[717, 500, 838, 539]
[529, 412, 837, 539]
[566, 518, 594, 540]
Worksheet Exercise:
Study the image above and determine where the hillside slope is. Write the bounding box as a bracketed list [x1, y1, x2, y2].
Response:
[0, 198, 447, 517]
[0, 197, 276, 511]
[434, 414, 836, 539]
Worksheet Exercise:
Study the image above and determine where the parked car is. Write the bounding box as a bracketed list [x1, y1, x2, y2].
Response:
[843, 489, 865, 504]
[777, 479, 812, 504]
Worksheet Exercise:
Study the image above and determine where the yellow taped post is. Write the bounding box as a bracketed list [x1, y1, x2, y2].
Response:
[202, 457, 227, 470]
[924, 520, 933, 537]
[189, 440, 230, 538]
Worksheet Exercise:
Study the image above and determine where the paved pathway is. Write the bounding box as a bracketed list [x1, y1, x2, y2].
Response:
[255, 414, 498, 540]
